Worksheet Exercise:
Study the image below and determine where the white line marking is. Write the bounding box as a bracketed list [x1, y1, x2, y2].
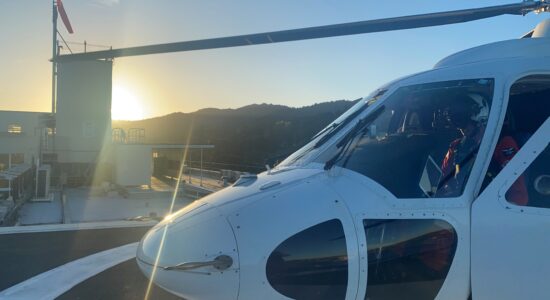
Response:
[0, 243, 139, 300]
[0, 220, 158, 235]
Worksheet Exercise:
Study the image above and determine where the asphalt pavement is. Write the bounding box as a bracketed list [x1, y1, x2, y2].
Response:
[58, 259, 181, 300]
[0, 225, 183, 299]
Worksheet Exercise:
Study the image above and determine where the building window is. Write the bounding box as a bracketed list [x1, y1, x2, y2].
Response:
[0, 154, 8, 171]
[82, 121, 96, 138]
[10, 153, 24, 165]
[128, 128, 145, 143]
[8, 124, 22, 134]
[266, 219, 348, 300]
[0, 153, 24, 170]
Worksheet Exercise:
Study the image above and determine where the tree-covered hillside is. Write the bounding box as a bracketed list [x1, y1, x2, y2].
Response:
[113, 100, 356, 172]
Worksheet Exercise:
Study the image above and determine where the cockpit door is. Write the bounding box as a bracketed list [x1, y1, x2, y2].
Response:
[471, 118, 550, 299]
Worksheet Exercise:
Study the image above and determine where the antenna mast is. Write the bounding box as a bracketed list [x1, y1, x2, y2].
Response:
[51, 0, 58, 114]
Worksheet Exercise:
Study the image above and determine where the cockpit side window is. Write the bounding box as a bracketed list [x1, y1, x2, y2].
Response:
[480, 75, 550, 203]
[337, 79, 494, 198]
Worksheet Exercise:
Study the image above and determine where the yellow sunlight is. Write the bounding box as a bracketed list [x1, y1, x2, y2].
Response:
[111, 85, 144, 120]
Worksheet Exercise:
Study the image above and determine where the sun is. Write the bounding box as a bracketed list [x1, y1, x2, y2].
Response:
[111, 86, 145, 120]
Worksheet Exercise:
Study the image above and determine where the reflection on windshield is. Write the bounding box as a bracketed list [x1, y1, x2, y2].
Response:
[336, 79, 494, 198]
[324, 105, 386, 170]
[313, 99, 367, 148]
[278, 89, 386, 168]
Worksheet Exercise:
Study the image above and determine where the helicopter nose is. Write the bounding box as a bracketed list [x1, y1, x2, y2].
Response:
[136, 201, 239, 300]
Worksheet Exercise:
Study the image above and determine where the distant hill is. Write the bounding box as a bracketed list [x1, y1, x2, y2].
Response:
[113, 100, 357, 172]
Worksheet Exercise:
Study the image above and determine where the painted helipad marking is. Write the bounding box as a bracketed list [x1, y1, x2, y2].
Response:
[0, 242, 139, 300]
[0, 220, 158, 235]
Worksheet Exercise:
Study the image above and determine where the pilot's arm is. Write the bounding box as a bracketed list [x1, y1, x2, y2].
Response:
[436, 139, 462, 197]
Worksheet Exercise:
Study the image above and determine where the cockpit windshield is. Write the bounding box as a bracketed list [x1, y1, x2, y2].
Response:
[277, 89, 386, 168]
[331, 78, 494, 198]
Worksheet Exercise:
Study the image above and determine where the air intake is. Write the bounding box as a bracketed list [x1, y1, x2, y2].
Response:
[523, 19, 550, 38]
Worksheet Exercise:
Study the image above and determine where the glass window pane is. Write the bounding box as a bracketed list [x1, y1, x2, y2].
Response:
[7, 124, 22, 134]
[0, 154, 8, 171]
[278, 89, 386, 168]
[339, 79, 494, 198]
[506, 144, 550, 208]
[10, 153, 24, 165]
[364, 219, 457, 300]
[481, 75, 550, 195]
[266, 219, 348, 300]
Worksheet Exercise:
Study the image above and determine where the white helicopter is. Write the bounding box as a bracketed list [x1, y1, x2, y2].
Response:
[136, 1, 550, 299]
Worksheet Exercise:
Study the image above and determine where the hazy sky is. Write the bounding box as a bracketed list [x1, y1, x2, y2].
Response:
[0, 0, 547, 119]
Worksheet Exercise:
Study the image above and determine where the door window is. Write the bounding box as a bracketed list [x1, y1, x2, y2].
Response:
[363, 219, 457, 300]
[506, 144, 550, 208]
[481, 75, 550, 197]
[266, 219, 348, 300]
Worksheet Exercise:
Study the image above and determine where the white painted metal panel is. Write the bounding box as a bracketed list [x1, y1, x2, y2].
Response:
[115, 144, 152, 186]
[0, 111, 49, 164]
[56, 60, 112, 163]
[472, 118, 550, 299]
[332, 169, 471, 300]
[226, 179, 359, 300]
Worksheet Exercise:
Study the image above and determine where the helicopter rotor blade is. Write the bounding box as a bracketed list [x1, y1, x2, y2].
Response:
[55, 1, 549, 62]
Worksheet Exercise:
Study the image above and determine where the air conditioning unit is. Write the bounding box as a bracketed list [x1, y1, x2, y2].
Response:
[36, 165, 51, 199]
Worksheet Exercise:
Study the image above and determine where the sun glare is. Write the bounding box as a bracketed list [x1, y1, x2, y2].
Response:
[111, 86, 144, 120]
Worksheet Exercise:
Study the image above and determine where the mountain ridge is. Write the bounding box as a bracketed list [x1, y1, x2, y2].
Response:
[113, 99, 357, 172]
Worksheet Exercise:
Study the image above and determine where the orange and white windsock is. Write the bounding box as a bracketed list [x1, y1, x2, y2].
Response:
[57, 0, 73, 34]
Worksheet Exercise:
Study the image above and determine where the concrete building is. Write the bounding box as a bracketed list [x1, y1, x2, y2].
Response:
[0, 60, 114, 195]
[0, 111, 52, 169]
[0, 60, 214, 198]
[55, 60, 112, 165]
[0, 111, 50, 213]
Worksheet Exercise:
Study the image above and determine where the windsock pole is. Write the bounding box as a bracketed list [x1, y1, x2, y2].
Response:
[51, 0, 57, 113]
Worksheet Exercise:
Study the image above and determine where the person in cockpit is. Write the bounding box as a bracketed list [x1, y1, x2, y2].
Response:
[438, 94, 529, 204]
[437, 93, 486, 197]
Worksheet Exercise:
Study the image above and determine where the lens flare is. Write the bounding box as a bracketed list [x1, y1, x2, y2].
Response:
[112, 86, 144, 121]
[144, 121, 194, 300]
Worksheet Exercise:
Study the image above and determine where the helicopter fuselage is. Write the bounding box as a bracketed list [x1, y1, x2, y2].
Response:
[137, 32, 550, 300]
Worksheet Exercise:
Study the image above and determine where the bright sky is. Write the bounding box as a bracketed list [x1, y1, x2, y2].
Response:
[0, 0, 547, 120]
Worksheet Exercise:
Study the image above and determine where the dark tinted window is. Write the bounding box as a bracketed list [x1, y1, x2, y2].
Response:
[266, 219, 348, 300]
[506, 144, 550, 208]
[481, 75, 550, 198]
[364, 219, 457, 300]
[338, 79, 494, 198]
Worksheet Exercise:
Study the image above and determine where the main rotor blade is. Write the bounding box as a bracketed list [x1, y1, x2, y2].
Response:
[55, 1, 548, 62]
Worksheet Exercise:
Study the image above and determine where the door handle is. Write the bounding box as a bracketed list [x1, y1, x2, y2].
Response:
[163, 255, 233, 271]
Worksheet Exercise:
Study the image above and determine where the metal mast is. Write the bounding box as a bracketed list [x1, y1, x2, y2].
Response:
[51, 0, 58, 114]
